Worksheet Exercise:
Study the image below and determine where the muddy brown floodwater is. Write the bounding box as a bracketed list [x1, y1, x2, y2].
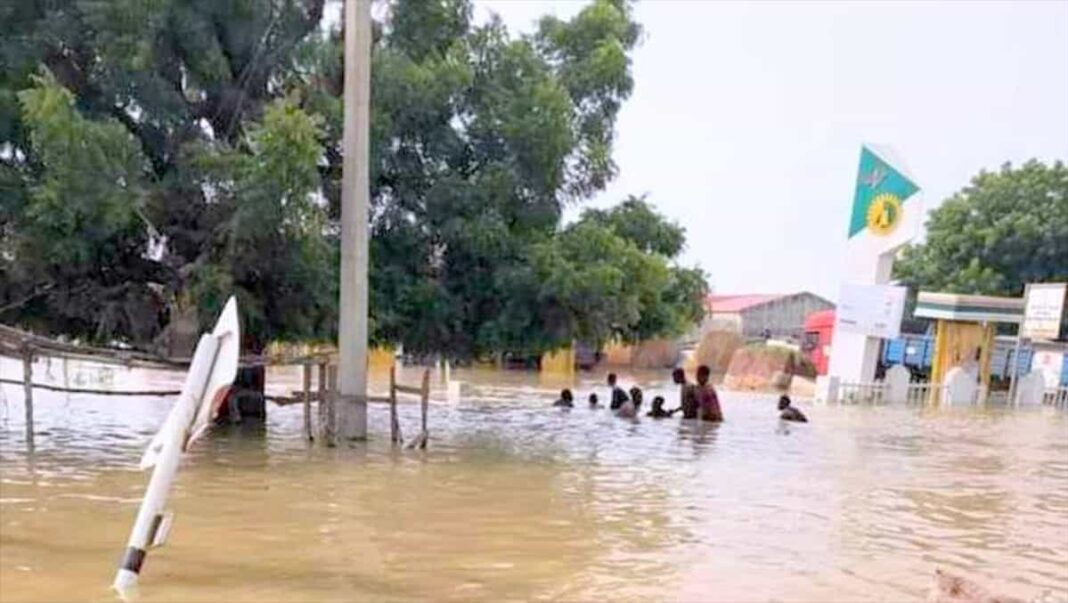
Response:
[1, 363, 1067, 602]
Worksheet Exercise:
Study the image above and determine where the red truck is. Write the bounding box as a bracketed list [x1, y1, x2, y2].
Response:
[802, 309, 835, 376]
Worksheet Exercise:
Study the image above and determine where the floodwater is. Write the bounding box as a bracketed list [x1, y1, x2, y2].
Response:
[1, 361, 1067, 603]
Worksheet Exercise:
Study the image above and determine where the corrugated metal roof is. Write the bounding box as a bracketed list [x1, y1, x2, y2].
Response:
[706, 294, 783, 313]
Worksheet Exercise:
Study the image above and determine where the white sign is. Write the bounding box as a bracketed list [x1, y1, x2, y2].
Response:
[1032, 350, 1064, 389]
[835, 282, 907, 339]
[1022, 283, 1067, 340]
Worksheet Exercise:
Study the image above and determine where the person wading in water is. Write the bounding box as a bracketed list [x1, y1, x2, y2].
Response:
[607, 373, 629, 410]
[629, 386, 644, 412]
[695, 365, 723, 422]
[552, 389, 574, 408]
[778, 395, 807, 422]
[647, 396, 677, 418]
[673, 368, 699, 419]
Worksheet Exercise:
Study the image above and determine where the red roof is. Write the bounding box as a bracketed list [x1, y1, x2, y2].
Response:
[705, 294, 782, 313]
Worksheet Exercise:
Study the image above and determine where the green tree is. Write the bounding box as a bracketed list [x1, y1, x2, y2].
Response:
[1, 0, 332, 349]
[894, 160, 1068, 297]
[356, 0, 644, 358]
[481, 198, 707, 356]
[1, 0, 706, 360]
[569, 196, 706, 344]
[3, 73, 155, 340]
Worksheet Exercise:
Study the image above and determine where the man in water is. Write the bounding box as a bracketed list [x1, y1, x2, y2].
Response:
[629, 386, 644, 412]
[552, 389, 574, 408]
[647, 396, 676, 418]
[695, 365, 723, 422]
[778, 395, 807, 422]
[673, 368, 699, 419]
[588, 393, 600, 408]
[607, 373, 629, 410]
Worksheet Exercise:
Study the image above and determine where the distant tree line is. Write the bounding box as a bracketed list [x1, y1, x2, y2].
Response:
[0, 0, 708, 357]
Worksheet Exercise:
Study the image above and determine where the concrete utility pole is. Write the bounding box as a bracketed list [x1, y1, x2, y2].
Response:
[337, 0, 371, 440]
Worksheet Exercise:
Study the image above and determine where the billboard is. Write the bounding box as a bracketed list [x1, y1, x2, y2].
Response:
[1022, 283, 1067, 341]
[835, 282, 907, 339]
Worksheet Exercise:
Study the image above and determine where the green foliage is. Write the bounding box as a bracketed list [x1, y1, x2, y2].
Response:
[0, 0, 707, 359]
[1, 0, 337, 348]
[513, 202, 707, 352]
[192, 99, 336, 347]
[894, 160, 1068, 297]
[4, 73, 156, 340]
[363, 0, 656, 358]
[580, 194, 686, 256]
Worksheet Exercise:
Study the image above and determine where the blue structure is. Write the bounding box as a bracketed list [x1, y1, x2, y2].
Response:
[880, 335, 1059, 384]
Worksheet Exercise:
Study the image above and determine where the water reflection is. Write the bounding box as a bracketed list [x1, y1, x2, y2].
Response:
[0, 369, 1066, 602]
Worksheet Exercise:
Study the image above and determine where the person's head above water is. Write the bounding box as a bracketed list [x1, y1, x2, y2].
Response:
[607, 373, 617, 387]
[696, 365, 711, 385]
[561, 389, 573, 402]
[629, 386, 643, 404]
[672, 367, 686, 385]
[652, 395, 666, 410]
[778, 395, 791, 411]
[588, 393, 598, 406]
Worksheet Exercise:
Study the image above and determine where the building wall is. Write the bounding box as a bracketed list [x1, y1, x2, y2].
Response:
[738, 293, 834, 340]
[700, 313, 743, 335]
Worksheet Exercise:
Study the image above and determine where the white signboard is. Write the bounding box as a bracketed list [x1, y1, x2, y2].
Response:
[835, 282, 907, 339]
[1022, 283, 1067, 340]
[1032, 350, 1064, 389]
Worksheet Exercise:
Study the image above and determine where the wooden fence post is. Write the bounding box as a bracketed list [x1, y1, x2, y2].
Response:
[418, 368, 430, 449]
[302, 362, 313, 441]
[389, 365, 401, 445]
[317, 361, 327, 442]
[22, 343, 34, 452]
[325, 364, 338, 446]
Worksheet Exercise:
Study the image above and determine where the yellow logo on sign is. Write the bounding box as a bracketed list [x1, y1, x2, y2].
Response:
[866, 193, 901, 236]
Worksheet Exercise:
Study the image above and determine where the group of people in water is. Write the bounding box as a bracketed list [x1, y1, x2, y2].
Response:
[552, 365, 808, 423]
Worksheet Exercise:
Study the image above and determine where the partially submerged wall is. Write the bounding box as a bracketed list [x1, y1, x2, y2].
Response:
[724, 345, 815, 392]
[695, 330, 744, 374]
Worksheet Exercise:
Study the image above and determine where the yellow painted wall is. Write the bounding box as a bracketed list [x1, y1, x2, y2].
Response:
[929, 320, 995, 404]
[541, 347, 575, 376]
[369, 346, 395, 370]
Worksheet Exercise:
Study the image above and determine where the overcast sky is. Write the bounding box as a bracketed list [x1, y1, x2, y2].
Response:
[477, 0, 1068, 299]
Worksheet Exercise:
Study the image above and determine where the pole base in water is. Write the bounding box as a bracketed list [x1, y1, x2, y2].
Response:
[113, 568, 139, 600]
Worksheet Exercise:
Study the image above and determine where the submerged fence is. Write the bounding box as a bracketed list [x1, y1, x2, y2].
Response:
[0, 323, 435, 449]
[831, 377, 1066, 408]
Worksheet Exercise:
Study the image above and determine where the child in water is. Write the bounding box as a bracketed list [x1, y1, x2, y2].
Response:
[778, 395, 807, 422]
[646, 396, 676, 418]
[552, 389, 574, 408]
[588, 393, 599, 408]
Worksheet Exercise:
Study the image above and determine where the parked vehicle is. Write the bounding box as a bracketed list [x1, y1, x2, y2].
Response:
[801, 310, 834, 375]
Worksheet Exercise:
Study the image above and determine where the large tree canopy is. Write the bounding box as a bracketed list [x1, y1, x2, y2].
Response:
[1, 0, 707, 358]
[894, 160, 1068, 297]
